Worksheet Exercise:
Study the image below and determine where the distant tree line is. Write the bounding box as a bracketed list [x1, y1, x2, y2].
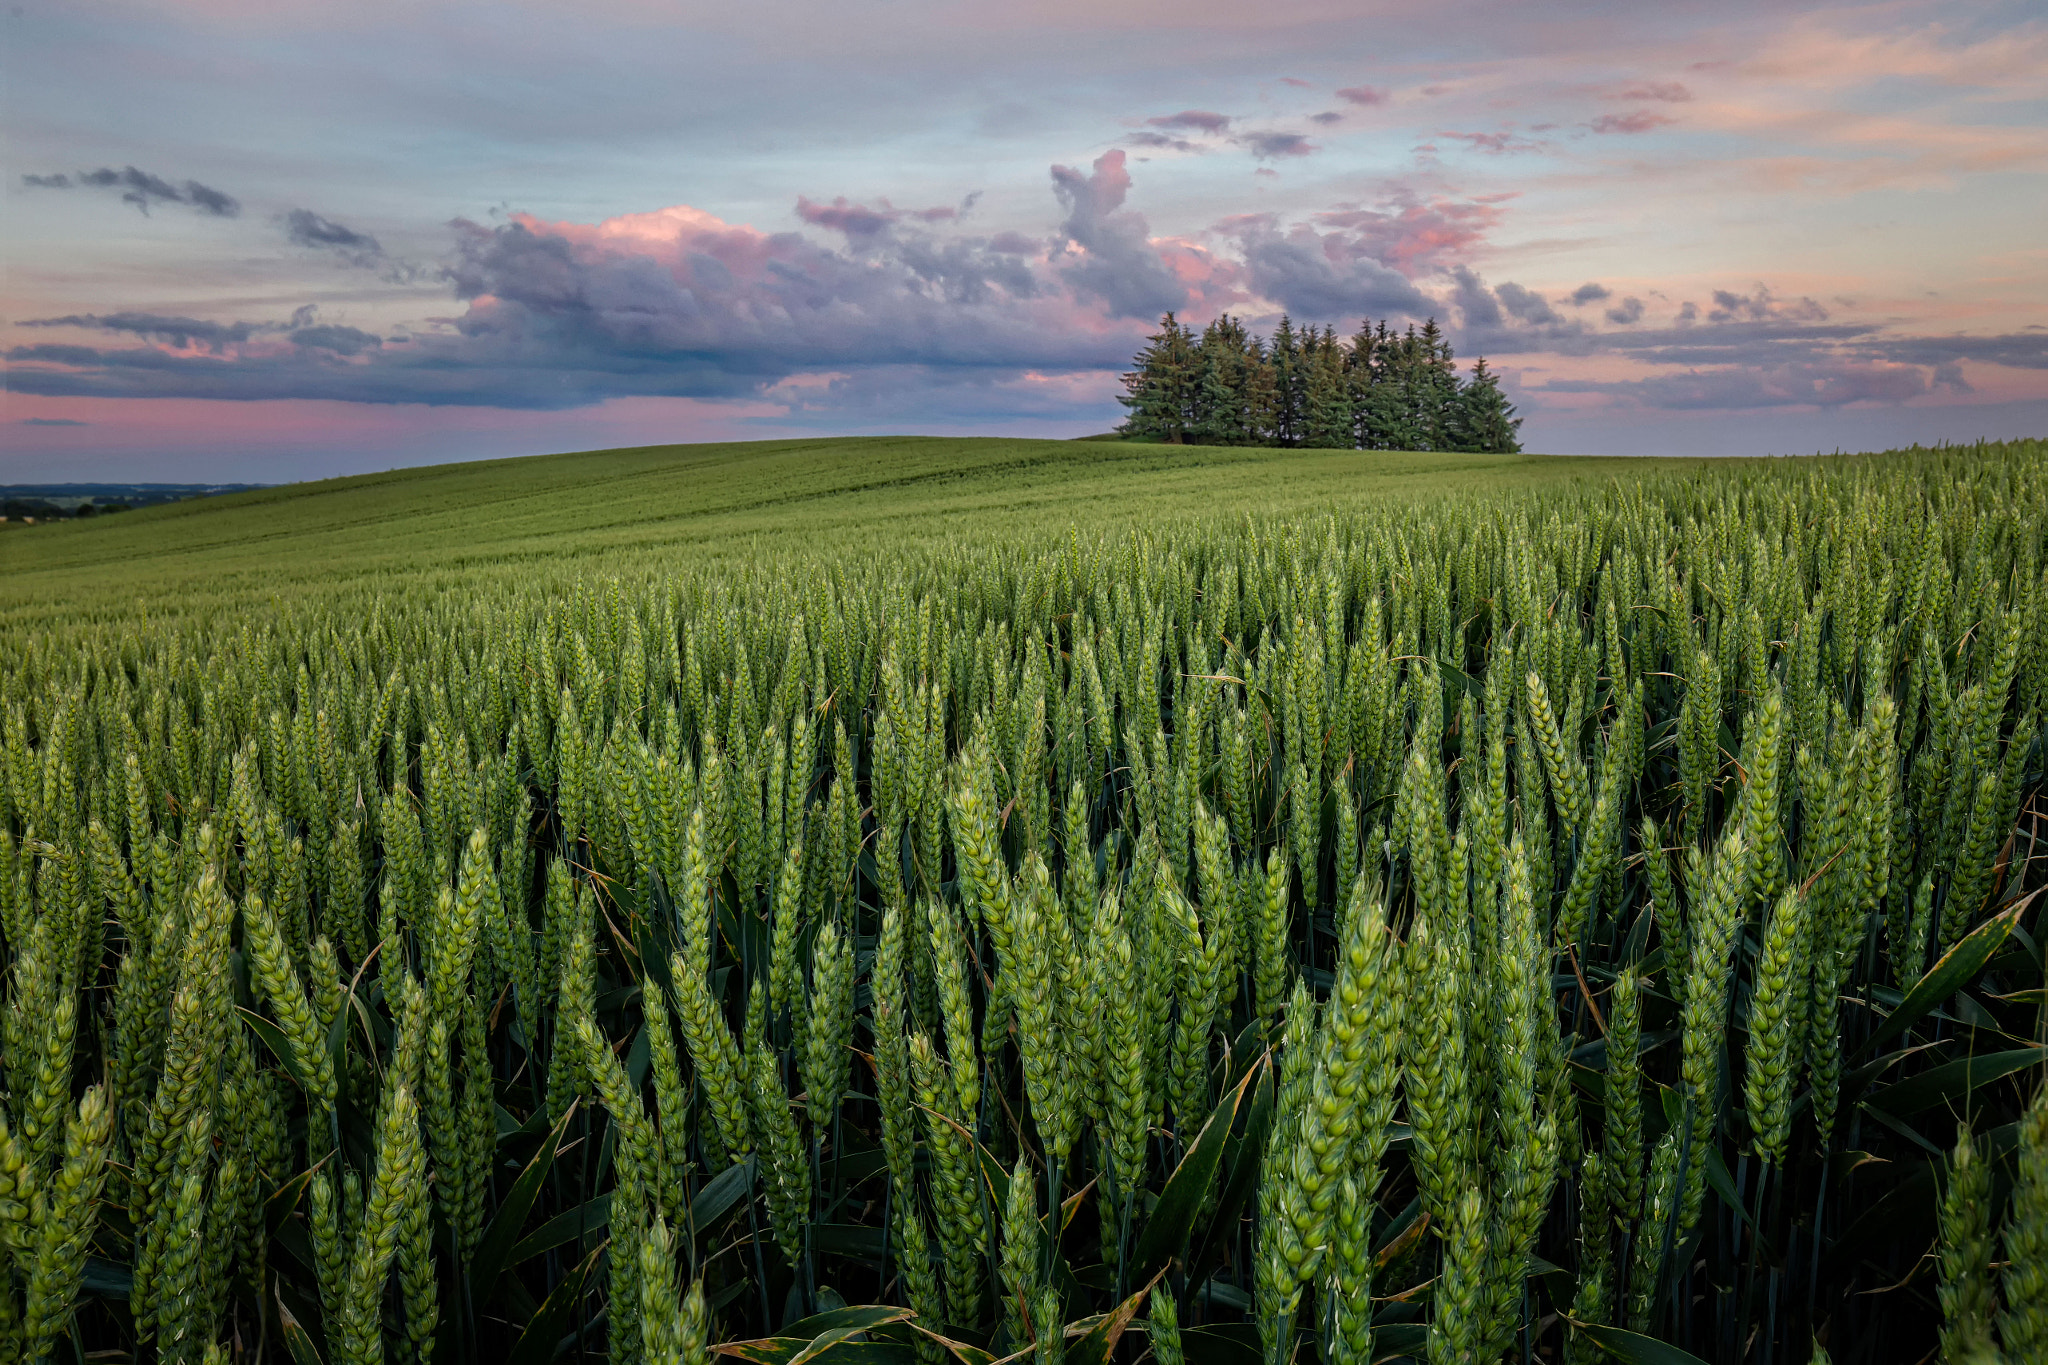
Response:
[1, 497, 127, 521]
[1117, 312, 1522, 453]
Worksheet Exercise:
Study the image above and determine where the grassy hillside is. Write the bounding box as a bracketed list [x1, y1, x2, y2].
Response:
[3, 436, 1675, 617]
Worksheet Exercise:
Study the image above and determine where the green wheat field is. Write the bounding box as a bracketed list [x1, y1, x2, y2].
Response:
[1, 436, 2043, 1365]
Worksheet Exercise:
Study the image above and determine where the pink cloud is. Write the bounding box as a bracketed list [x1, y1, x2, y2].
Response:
[1310, 194, 1505, 278]
[1335, 85, 1387, 106]
[509, 203, 781, 279]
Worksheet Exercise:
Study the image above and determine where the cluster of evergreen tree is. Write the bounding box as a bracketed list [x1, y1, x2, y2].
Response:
[1118, 311, 1522, 452]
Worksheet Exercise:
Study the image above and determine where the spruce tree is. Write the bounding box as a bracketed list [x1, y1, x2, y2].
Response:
[1195, 315, 1255, 446]
[1116, 310, 1515, 454]
[1301, 327, 1354, 448]
[1244, 335, 1280, 445]
[1117, 313, 1198, 443]
[1270, 315, 1303, 447]
[1345, 321, 1379, 448]
[1415, 318, 1460, 451]
[1451, 357, 1522, 454]
[1368, 325, 1428, 451]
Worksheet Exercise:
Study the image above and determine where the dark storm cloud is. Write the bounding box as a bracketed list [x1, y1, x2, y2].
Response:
[25, 166, 242, 216]
[1606, 296, 1645, 324]
[1567, 282, 1610, 306]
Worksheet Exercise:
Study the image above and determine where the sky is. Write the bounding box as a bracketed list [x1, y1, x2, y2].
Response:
[3, 0, 2046, 482]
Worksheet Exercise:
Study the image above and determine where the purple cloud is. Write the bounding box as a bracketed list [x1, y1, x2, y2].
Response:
[797, 196, 958, 240]
[1336, 86, 1389, 106]
[1613, 81, 1693, 102]
[1606, 296, 1645, 324]
[1495, 281, 1565, 326]
[1238, 131, 1317, 160]
[21, 311, 278, 352]
[1226, 217, 1431, 319]
[1128, 131, 1202, 152]
[1543, 363, 1929, 410]
[1709, 285, 1827, 324]
[25, 166, 240, 217]
[1309, 194, 1503, 276]
[1440, 130, 1544, 155]
[1146, 109, 1232, 133]
[1051, 149, 1191, 319]
[1587, 111, 1676, 135]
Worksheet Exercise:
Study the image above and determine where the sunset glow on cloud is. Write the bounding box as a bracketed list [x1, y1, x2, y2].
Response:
[4, 0, 2045, 478]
